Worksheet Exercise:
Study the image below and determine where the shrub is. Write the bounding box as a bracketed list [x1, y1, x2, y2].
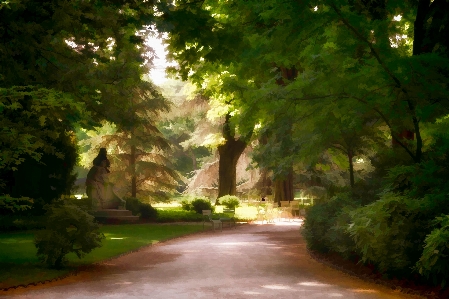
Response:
[218, 195, 240, 209]
[302, 193, 358, 254]
[139, 203, 157, 219]
[124, 197, 158, 220]
[415, 214, 449, 288]
[180, 199, 192, 211]
[34, 201, 104, 269]
[190, 197, 213, 214]
[347, 192, 426, 276]
[322, 205, 358, 260]
[0, 129, 78, 215]
[124, 197, 141, 215]
[156, 209, 204, 222]
[66, 197, 91, 211]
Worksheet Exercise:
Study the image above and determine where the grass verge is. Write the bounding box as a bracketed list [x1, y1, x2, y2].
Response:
[0, 223, 203, 289]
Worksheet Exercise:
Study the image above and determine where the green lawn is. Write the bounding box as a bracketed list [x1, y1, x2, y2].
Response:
[0, 223, 203, 289]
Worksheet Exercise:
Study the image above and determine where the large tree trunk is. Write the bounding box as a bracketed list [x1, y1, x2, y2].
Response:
[130, 143, 137, 198]
[348, 150, 355, 189]
[216, 113, 250, 202]
[217, 138, 247, 200]
[274, 169, 294, 207]
[272, 66, 297, 206]
[260, 169, 272, 197]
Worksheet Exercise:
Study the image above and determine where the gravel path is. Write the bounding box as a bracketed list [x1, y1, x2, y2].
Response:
[1, 222, 423, 299]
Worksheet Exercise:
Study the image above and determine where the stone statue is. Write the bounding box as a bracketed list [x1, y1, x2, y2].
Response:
[86, 148, 125, 210]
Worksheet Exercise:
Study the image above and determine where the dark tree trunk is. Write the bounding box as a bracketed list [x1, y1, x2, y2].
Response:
[274, 170, 294, 207]
[130, 143, 137, 198]
[261, 169, 272, 196]
[348, 150, 355, 189]
[217, 138, 247, 199]
[272, 66, 297, 206]
[216, 113, 250, 202]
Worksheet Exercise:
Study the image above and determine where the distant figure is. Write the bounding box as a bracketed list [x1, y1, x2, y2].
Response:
[86, 148, 125, 210]
[261, 196, 266, 202]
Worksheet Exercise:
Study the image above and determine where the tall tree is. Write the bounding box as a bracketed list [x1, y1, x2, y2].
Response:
[0, 0, 170, 204]
[158, 0, 449, 201]
[79, 81, 181, 201]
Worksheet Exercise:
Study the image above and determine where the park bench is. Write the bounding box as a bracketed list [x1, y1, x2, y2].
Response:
[219, 208, 236, 229]
[202, 210, 223, 232]
[202, 209, 236, 231]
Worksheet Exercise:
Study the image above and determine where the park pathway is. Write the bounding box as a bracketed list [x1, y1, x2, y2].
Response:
[1, 222, 423, 299]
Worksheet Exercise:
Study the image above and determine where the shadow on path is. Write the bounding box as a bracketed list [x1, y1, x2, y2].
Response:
[1, 222, 424, 299]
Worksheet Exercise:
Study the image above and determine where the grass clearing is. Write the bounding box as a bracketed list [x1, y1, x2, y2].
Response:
[0, 223, 203, 289]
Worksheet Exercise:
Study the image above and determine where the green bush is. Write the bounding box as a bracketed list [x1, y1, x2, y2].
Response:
[156, 209, 204, 222]
[124, 197, 141, 215]
[218, 195, 240, 209]
[190, 197, 213, 214]
[124, 197, 158, 220]
[34, 201, 104, 269]
[347, 192, 426, 276]
[180, 199, 192, 211]
[139, 203, 157, 219]
[66, 197, 91, 211]
[415, 214, 449, 288]
[327, 205, 358, 260]
[301, 193, 357, 254]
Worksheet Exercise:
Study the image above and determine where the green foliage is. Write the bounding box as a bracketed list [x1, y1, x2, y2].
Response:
[125, 197, 142, 216]
[190, 197, 214, 214]
[327, 205, 359, 260]
[0, 87, 86, 172]
[34, 202, 104, 269]
[158, 80, 213, 191]
[180, 199, 192, 211]
[160, 0, 449, 285]
[301, 193, 357, 255]
[77, 81, 182, 201]
[124, 197, 158, 220]
[347, 192, 426, 275]
[0, 128, 79, 216]
[0, 195, 33, 214]
[139, 204, 158, 220]
[156, 209, 204, 222]
[0, 1, 164, 135]
[66, 197, 91, 211]
[415, 215, 449, 288]
[217, 195, 240, 209]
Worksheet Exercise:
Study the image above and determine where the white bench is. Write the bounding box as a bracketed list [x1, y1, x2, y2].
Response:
[202, 210, 222, 232]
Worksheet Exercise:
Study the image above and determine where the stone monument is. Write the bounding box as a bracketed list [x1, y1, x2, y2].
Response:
[86, 148, 138, 223]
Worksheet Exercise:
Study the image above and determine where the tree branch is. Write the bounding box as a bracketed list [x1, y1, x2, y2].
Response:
[329, 2, 422, 162]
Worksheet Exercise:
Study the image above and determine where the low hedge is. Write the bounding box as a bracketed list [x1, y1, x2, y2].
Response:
[156, 209, 204, 222]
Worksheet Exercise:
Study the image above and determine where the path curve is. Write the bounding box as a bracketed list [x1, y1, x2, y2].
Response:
[1, 222, 424, 299]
